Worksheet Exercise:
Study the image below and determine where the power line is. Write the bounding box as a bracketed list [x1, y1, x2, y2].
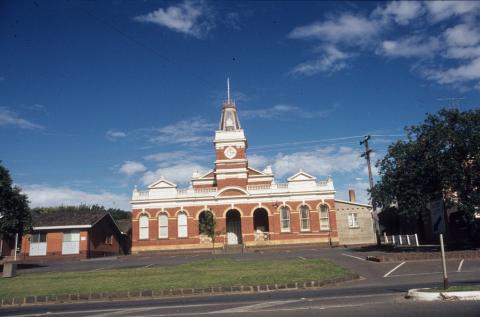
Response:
[82, 8, 216, 91]
[249, 134, 404, 150]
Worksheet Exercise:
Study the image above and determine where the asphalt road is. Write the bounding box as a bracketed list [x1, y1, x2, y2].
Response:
[3, 247, 480, 316]
[2, 286, 480, 317]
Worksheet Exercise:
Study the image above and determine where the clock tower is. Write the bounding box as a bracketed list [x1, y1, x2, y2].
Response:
[213, 79, 248, 189]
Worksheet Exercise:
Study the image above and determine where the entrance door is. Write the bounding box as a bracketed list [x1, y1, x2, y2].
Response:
[226, 210, 242, 245]
[29, 232, 47, 256]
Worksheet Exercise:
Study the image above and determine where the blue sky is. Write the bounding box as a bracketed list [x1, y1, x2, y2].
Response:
[1, 1, 479, 209]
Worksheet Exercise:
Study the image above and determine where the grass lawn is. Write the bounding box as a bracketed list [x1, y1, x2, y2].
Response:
[0, 258, 354, 299]
[423, 285, 480, 292]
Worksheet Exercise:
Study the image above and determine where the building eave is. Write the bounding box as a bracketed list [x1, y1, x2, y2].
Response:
[33, 225, 92, 230]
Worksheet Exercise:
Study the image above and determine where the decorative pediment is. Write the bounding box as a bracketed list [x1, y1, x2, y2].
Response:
[194, 170, 215, 180]
[287, 170, 317, 182]
[247, 167, 265, 176]
[247, 166, 274, 176]
[148, 177, 177, 189]
[216, 186, 249, 197]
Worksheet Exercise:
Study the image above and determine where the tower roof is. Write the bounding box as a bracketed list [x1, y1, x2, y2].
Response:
[219, 78, 241, 131]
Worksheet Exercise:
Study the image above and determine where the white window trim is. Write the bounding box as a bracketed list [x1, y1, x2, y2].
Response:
[280, 206, 291, 233]
[139, 215, 149, 240]
[348, 213, 359, 228]
[319, 205, 330, 231]
[158, 214, 169, 239]
[299, 205, 310, 232]
[178, 212, 188, 238]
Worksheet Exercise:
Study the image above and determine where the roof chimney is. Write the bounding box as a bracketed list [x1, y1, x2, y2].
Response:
[348, 189, 356, 202]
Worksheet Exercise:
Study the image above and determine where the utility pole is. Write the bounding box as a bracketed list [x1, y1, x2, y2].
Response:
[360, 135, 374, 191]
[360, 135, 378, 243]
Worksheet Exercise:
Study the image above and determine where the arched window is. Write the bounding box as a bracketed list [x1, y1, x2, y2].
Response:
[139, 215, 149, 240]
[178, 212, 188, 238]
[319, 205, 330, 231]
[299, 205, 310, 231]
[158, 214, 168, 239]
[280, 206, 290, 232]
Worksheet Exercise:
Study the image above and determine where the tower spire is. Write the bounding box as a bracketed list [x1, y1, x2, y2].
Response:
[227, 77, 231, 103]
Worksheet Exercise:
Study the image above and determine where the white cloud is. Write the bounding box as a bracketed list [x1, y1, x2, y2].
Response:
[140, 162, 208, 186]
[286, 1, 480, 89]
[288, 13, 380, 44]
[373, 1, 425, 25]
[133, 0, 214, 38]
[144, 151, 189, 162]
[23, 184, 130, 210]
[378, 35, 440, 58]
[150, 117, 215, 145]
[271, 146, 364, 179]
[242, 103, 335, 120]
[0, 108, 44, 129]
[445, 46, 480, 60]
[248, 154, 270, 170]
[423, 57, 480, 84]
[242, 104, 298, 119]
[425, 1, 480, 22]
[444, 24, 480, 47]
[337, 178, 371, 204]
[119, 161, 147, 177]
[106, 129, 127, 141]
[290, 45, 352, 76]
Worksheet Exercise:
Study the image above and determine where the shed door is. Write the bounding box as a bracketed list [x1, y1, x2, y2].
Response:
[29, 233, 47, 256]
[62, 230, 80, 255]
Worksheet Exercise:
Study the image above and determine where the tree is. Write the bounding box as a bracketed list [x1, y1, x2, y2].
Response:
[199, 210, 221, 253]
[31, 204, 131, 221]
[371, 108, 480, 241]
[0, 163, 31, 239]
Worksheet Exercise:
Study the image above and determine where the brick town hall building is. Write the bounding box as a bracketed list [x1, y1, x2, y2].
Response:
[131, 82, 375, 253]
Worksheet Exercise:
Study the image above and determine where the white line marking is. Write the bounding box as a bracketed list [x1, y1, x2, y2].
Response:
[214, 299, 303, 313]
[383, 261, 406, 277]
[145, 263, 154, 268]
[298, 256, 307, 260]
[9, 294, 400, 317]
[9, 303, 225, 317]
[457, 259, 464, 272]
[341, 253, 365, 261]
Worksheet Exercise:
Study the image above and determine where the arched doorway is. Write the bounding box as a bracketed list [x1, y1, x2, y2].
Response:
[253, 208, 269, 233]
[226, 210, 242, 245]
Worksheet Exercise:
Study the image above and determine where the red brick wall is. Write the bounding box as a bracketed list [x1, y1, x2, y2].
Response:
[132, 199, 338, 251]
[21, 230, 89, 260]
[89, 216, 123, 257]
[215, 147, 246, 161]
[217, 178, 248, 189]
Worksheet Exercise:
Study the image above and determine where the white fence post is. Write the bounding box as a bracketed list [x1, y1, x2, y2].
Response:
[415, 233, 419, 246]
[384, 232, 388, 244]
[407, 235, 411, 246]
[392, 235, 395, 244]
[399, 235, 403, 245]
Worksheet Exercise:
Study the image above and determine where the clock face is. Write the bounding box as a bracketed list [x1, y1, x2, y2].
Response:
[224, 146, 237, 159]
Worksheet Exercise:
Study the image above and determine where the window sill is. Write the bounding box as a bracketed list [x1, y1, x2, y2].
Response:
[348, 226, 360, 229]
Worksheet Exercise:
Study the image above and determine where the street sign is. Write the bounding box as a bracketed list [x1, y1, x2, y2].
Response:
[430, 199, 446, 235]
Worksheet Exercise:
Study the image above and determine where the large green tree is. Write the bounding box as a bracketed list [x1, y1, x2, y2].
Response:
[0, 163, 31, 238]
[371, 108, 480, 236]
